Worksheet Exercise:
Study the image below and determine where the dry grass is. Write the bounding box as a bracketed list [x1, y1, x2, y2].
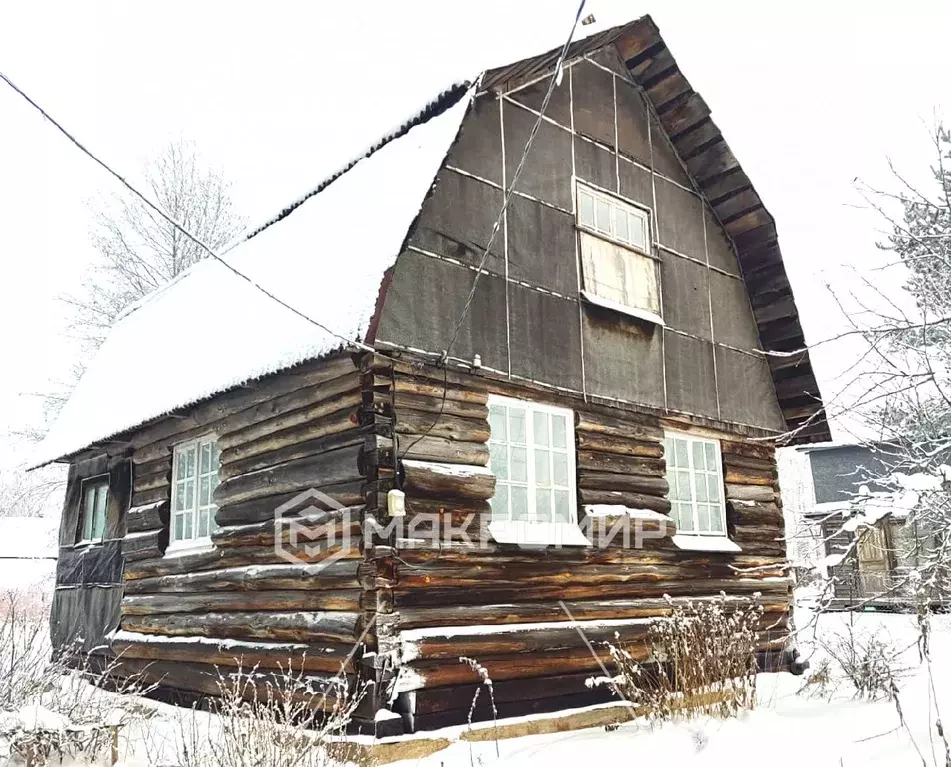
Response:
[594, 595, 763, 723]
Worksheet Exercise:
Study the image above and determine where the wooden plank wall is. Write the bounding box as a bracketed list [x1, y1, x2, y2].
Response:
[364, 355, 792, 731]
[110, 354, 369, 706]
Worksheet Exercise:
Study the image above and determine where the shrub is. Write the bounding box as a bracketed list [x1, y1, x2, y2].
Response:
[593, 595, 764, 723]
[819, 624, 909, 700]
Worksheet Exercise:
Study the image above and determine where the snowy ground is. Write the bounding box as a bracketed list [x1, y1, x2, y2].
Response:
[4, 598, 951, 765]
[388, 605, 951, 767]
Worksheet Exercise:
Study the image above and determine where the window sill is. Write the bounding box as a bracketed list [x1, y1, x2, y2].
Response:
[164, 539, 215, 557]
[489, 521, 589, 548]
[671, 534, 742, 553]
[580, 290, 665, 327]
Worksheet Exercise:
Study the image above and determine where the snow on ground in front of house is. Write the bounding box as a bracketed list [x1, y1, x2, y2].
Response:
[391, 606, 951, 767]
[6, 597, 951, 766]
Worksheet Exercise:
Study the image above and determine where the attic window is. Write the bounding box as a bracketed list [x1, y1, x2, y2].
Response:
[576, 182, 662, 325]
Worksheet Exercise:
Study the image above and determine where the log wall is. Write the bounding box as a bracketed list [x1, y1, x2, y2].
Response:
[109, 354, 369, 706]
[363, 354, 792, 731]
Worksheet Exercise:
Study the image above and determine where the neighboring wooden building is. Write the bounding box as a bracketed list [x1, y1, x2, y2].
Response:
[792, 443, 947, 610]
[37, 16, 829, 733]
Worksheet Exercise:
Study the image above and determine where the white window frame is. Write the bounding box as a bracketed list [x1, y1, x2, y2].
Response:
[575, 181, 663, 326]
[487, 395, 587, 547]
[576, 181, 652, 256]
[664, 431, 732, 545]
[77, 475, 109, 545]
[168, 434, 220, 554]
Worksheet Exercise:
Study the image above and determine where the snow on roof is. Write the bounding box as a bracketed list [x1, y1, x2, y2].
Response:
[33, 15, 655, 467]
[32, 90, 472, 467]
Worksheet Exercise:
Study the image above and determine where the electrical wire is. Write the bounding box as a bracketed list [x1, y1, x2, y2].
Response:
[397, 0, 587, 465]
[0, 70, 374, 355]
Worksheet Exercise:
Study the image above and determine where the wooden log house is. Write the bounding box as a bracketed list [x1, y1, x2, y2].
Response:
[37, 15, 829, 734]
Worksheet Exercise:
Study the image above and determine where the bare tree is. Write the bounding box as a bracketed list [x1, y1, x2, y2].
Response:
[0, 462, 62, 519]
[63, 139, 247, 353]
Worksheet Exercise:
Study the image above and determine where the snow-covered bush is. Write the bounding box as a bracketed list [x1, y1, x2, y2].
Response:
[593, 595, 763, 723]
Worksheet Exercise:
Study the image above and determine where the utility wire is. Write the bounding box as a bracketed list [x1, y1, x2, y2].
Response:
[398, 0, 587, 462]
[0, 70, 374, 354]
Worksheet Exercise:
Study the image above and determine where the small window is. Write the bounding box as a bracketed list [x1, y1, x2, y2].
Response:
[664, 432, 727, 537]
[77, 477, 109, 544]
[170, 435, 220, 551]
[487, 396, 586, 546]
[576, 182, 661, 325]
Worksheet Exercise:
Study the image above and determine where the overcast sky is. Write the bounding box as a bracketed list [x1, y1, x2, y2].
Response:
[1, 0, 949, 461]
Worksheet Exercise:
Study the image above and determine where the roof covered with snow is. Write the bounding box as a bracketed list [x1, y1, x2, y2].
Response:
[33, 88, 472, 466]
[34, 11, 831, 464]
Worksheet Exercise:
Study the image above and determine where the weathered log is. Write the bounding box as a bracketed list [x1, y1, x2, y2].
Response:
[578, 470, 669, 495]
[111, 631, 354, 673]
[372, 373, 489, 404]
[395, 593, 787, 630]
[578, 488, 671, 513]
[131, 485, 169, 508]
[212, 508, 362, 549]
[392, 577, 793, 608]
[721, 453, 777, 473]
[121, 588, 363, 615]
[218, 426, 369, 483]
[720, 440, 776, 462]
[368, 435, 489, 468]
[113, 658, 344, 709]
[385, 496, 491, 517]
[220, 409, 359, 466]
[124, 559, 362, 594]
[725, 467, 777, 487]
[129, 356, 358, 456]
[215, 481, 364, 526]
[219, 373, 360, 440]
[394, 560, 760, 589]
[125, 501, 170, 534]
[217, 390, 363, 453]
[398, 645, 648, 691]
[122, 529, 169, 562]
[133, 456, 172, 478]
[393, 410, 490, 444]
[133, 469, 170, 494]
[386, 393, 489, 421]
[401, 460, 495, 501]
[728, 501, 783, 526]
[575, 432, 664, 458]
[574, 410, 664, 441]
[390, 543, 785, 570]
[576, 449, 665, 476]
[403, 621, 652, 661]
[725, 483, 777, 503]
[214, 445, 362, 508]
[123, 610, 361, 644]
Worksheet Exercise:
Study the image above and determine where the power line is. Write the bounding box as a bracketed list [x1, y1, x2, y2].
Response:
[0, 70, 374, 354]
[398, 0, 587, 463]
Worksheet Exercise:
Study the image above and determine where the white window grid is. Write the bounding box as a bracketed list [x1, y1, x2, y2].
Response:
[78, 476, 109, 544]
[488, 396, 577, 525]
[664, 432, 727, 537]
[576, 182, 651, 255]
[171, 435, 220, 547]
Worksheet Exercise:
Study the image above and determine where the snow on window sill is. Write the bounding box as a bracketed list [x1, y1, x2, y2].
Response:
[489, 521, 590, 548]
[580, 290, 665, 327]
[671, 534, 742, 553]
[164, 538, 215, 557]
